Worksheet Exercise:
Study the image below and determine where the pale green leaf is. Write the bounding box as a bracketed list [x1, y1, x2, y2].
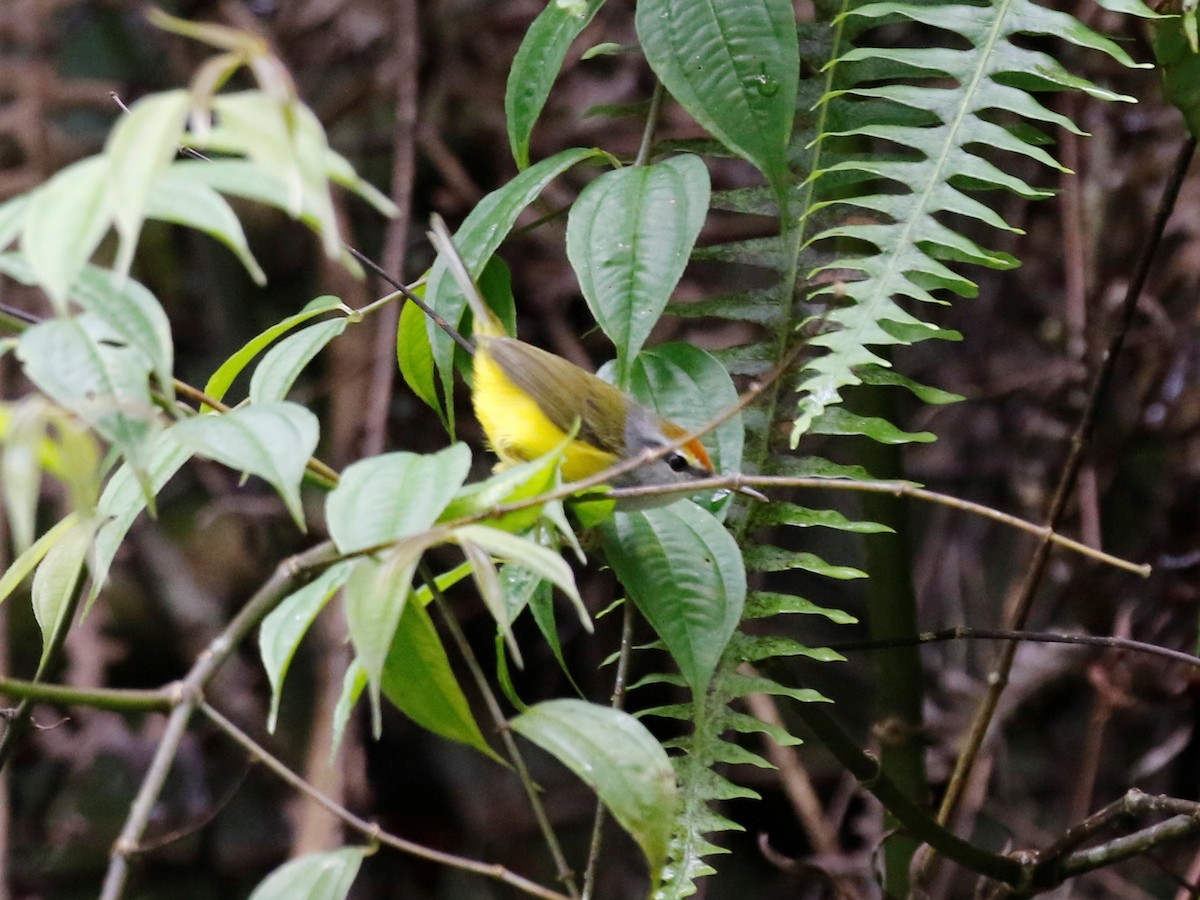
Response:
[326, 444, 472, 554]
[106, 90, 190, 278]
[260, 563, 353, 732]
[170, 402, 318, 529]
[249, 318, 347, 404]
[247, 847, 366, 900]
[21, 157, 113, 311]
[511, 699, 677, 878]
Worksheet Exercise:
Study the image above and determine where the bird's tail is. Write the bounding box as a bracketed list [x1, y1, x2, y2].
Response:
[427, 214, 506, 338]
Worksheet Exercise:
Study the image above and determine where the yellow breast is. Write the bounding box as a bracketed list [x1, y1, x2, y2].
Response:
[472, 347, 617, 481]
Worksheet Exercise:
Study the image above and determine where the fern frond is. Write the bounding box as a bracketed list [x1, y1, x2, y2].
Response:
[790, 0, 1143, 440]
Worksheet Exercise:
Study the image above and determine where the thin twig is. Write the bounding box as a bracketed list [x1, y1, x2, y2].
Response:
[421, 562, 582, 900]
[581, 600, 636, 900]
[922, 136, 1197, 881]
[199, 702, 571, 900]
[829, 626, 1199, 671]
[98, 542, 341, 900]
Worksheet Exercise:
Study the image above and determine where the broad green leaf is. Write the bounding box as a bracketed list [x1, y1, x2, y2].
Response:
[31, 517, 98, 667]
[636, 0, 798, 192]
[0, 514, 79, 607]
[260, 562, 353, 732]
[1155, 3, 1200, 138]
[16, 315, 160, 487]
[107, 90, 190, 278]
[21, 157, 113, 312]
[506, 0, 607, 168]
[326, 444, 471, 554]
[249, 318, 347, 404]
[170, 402, 318, 529]
[247, 847, 366, 900]
[629, 342, 741, 477]
[204, 295, 346, 403]
[0, 194, 30, 252]
[145, 167, 267, 285]
[566, 156, 710, 385]
[511, 699, 677, 878]
[426, 147, 609, 425]
[381, 593, 498, 759]
[454, 524, 590, 632]
[344, 540, 432, 736]
[88, 432, 192, 606]
[600, 501, 744, 693]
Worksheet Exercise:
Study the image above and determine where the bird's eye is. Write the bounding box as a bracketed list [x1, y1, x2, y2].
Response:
[666, 452, 690, 473]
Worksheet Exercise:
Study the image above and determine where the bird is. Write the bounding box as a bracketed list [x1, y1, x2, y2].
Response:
[426, 214, 716, 491]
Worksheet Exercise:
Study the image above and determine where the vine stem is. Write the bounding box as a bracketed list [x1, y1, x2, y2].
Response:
[98, 541, 342, 900]
[918, 134, 1197, 886]
[199, 702, 571, 900]
[581, 599, 637, 900]
[421, 562, 582, 900]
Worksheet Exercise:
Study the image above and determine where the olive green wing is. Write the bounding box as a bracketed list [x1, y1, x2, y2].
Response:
[485, 338, 626, 454]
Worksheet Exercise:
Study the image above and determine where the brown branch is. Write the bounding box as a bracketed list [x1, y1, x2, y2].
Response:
[922, 136, 1198, 881]
[199, 702, 571, 900]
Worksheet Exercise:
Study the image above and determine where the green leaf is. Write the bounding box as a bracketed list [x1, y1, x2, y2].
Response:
[439, 435, 569, 533]
[326, 444, 472, 554]
[31, 517, 98, 667]
[249, 318, 347, 404]
[0, 256, 175, 400]
[16, 315, 160, 487]
[260, 563, 353, 732]
[106, 90, 190, 278]
[600, 501, 744, 693]
[1, 401, 50, 551]
[566, 156, 710, 385]
[0, 514, 79, 607]
[511, 699, 677, 879]
[247, 847, 366, 900]
[20, 157, 113, 312]
[144, 166, 267, 285]
[426, 147, 609, 422]
[88, 432, 192, 606]
[454, 524, 590, 633]
[506, 0, 607, 168]
[1155, 3, 1200, 139]
[170, 402, 318, 529]
[381, 597, 498, 759]
[343, 542, 432, 736]
[202, 91, 340, 258]
[0, 193, 30, 252]
[636, 0, 798, 192]
[395, 284, 443, 422]
[204, 295, 347, 404]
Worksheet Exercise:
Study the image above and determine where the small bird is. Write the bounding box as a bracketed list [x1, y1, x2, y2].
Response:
[427, 215, 715, 490]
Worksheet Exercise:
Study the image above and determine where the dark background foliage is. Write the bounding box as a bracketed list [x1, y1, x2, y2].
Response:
[0, 1, 1197, 898]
